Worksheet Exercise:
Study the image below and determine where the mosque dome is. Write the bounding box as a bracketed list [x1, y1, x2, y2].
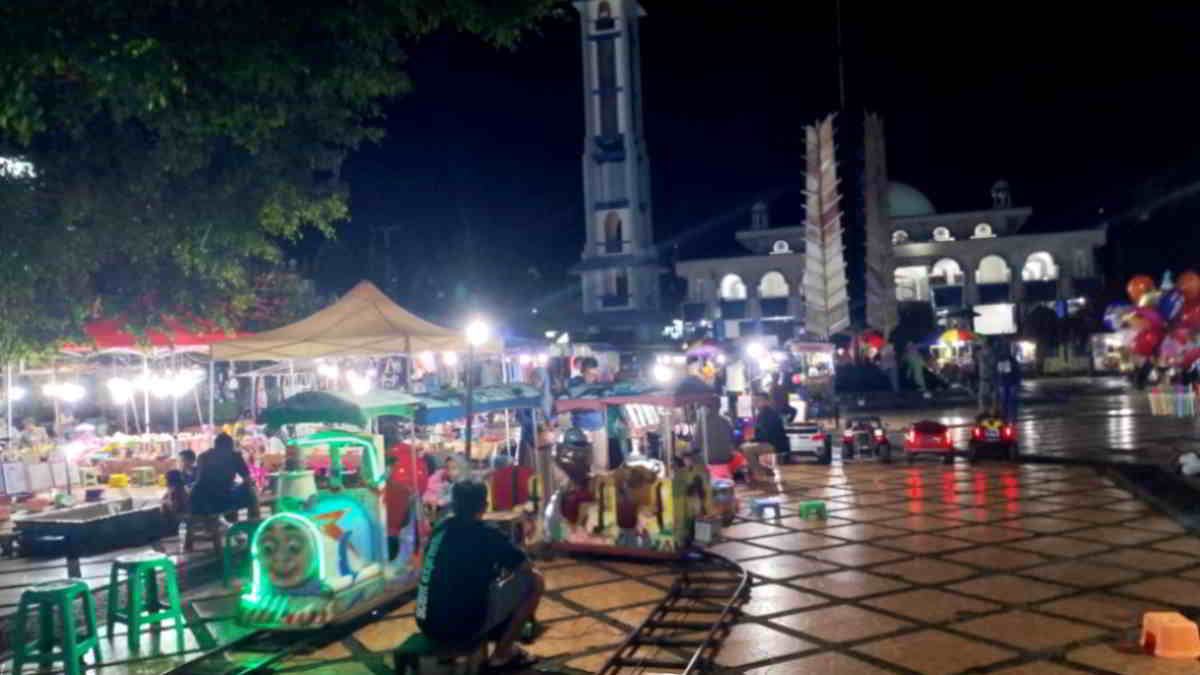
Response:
[888, 182, 936, 218]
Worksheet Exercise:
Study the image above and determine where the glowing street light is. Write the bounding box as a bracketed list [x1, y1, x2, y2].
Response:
[744, 341, 767, 361]
[652, 364, 674, 384]
[465, 318, 492, 348]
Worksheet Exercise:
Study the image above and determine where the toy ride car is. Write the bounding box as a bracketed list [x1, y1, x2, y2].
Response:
[784, 421, 833, 465]
[967, 415, 1018, 462]
[841, 416, 892, 462]
[903, 420, 955, 465]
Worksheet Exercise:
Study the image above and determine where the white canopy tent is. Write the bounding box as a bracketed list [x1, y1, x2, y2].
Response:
[210, 280, 501, 361]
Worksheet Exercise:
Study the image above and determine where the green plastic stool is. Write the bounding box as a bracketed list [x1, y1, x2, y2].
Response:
[393, 632, 487, 674]
[222, 521, 260, 587]
[797, 500, 828, 519]
[106, 551, 185, 653]
[11, 579, 102, 675]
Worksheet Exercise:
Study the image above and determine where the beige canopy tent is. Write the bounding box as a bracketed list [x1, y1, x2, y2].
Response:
[210, 280, 501, 361]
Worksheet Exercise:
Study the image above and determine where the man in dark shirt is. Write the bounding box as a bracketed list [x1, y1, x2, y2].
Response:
[740, 393, 788, 485]
[190, 433, 255, 517]
[416, 481, 544, 669]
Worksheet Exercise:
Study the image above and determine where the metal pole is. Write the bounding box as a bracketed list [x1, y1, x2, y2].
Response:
[5, 362, 12, 440]
[208, 358, 216, 430]
[464, 345, 475, 461]
[142, 354, 151, 434]
[171, 352, 179, 435]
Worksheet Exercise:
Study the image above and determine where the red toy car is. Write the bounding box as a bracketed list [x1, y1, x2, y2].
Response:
[967, 415, 1018, 462]
[904, 420, 955, 464]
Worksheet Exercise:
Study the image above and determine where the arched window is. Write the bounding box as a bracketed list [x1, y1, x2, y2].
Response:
[895, 266, 930, 301]
[758, 271, 789, 298]
[930, 258, 964, 285]
[719, 274, 747, 300]
[972, 222, 995, 239]
[933, 226, 954, 242]
[892, 230, 909, 245]
[1021, 251, 1059, 281]
[975, 255, 1011, 284]
[602, 211, 623, 253]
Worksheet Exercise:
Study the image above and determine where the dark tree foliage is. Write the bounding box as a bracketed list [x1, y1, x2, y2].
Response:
[0, 0, 557, 359]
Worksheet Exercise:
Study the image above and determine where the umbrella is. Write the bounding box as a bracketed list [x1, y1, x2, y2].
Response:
[940, 328, 978, 344]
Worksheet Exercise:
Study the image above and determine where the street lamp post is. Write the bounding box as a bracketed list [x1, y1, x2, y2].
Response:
[463, 318, 491, 461]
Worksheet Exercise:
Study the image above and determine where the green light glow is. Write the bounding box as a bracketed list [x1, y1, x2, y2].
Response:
[286, 431, 387, 489]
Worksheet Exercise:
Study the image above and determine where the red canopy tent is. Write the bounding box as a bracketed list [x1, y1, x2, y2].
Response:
[63, 317, 247, 353]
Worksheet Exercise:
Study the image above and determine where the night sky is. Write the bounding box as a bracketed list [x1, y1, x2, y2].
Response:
[320, 2, 1200, 321]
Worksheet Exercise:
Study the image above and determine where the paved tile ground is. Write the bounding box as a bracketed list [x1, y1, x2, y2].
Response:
[251, 457, 1200, 674]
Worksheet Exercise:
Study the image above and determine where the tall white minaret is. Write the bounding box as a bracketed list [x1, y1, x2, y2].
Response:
[573, 0, 662, 315]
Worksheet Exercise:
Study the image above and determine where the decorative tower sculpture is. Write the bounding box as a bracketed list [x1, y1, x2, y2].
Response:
[863, 112, 897, 336]
[803, 114, 850, 340]
[573, 0, 662, 316]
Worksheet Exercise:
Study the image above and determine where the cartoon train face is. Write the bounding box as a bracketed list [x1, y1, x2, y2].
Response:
[258, 518, 318, 589]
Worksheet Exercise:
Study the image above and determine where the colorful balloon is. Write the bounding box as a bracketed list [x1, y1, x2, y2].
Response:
[1104, 303, 1133, 331]
[1179, 270, 1200, 301]
[1180, 301, 1200, 330]
[1127, 275, 1156, 303]
[1138, 290, 1163, 309]
[1132, 326, 1165, 358]
[1159, 290, 1185, 322]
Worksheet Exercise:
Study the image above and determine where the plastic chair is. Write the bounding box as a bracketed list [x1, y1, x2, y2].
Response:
[106, 551, 185, 653]
[11, 579, 101, 675]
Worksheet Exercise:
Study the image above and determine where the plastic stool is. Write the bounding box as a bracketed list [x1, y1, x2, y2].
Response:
[394, 632, 487, 674]
[12, 579, 102, 675]
[797, 500, 827, 519]
[222, 521, 260, 587]
[184, 515, 225, 553]
[1142, 611, 1200, 659]
[750, 498, 781, 519]
[108, 473, 129, 488]
[106, 551, 185, 653]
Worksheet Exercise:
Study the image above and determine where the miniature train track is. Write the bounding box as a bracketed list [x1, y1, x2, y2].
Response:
[597, 551, 749, 675]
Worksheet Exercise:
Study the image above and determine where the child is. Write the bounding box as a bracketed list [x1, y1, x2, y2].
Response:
[162, 470, 190, 534]
[178, 450, 197, 486]
[423, 454, 467, 512]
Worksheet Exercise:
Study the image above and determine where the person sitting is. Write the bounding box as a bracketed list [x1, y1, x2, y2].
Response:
[191, 433, 256, 521]
[161, 469, 190, 534]
[423, 454, 467, 516]
[178, 449, 198, 487]
[416, 481, 543, 670]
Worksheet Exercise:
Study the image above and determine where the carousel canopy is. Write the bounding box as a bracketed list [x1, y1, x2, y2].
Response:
[264, 384, 542, 429]
[211, 280, 502, 361]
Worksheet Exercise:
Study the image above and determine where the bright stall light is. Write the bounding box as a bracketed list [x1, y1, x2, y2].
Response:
[442, 351, 459, 367]
[107, 378, 133, 404]
[745, 341, 766, 360]
[518, 353, 532, 366]
[716, 354, 727, 365]
[652, 364, 674, 384]
[418, 351, 436, 370]
[7, 386, 26, 401]
[44, 382, 87, 403]
[465, 317, 492, 348]
[316, 362, 340, 379]
[535, 353, 549, 367]
[346, 370, 372, 396]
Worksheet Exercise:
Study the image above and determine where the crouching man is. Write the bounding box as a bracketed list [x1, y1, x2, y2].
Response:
[416, 481, 544, 670]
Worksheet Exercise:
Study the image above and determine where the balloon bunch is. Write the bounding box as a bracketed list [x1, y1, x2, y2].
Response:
[1105, 270, 1200, 371]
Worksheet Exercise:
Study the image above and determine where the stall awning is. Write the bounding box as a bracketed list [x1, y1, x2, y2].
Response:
[63, 317, 245, 354]
[264, 384, 543, 429]
[555, 379, 719, 412]
[211, 280, 502, 361]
